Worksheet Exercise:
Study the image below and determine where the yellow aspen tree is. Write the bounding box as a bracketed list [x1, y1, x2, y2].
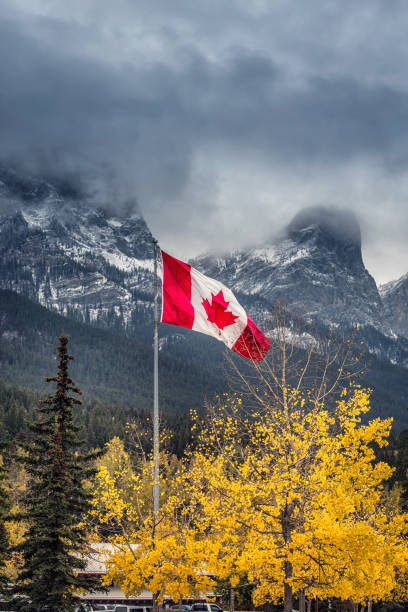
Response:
[90, 440, 215, 603]
[90, 311, 408, 611]
[188, 386, 408, 611]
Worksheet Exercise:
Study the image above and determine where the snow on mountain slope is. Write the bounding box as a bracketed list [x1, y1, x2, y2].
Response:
[1, 167, 407, 367]
[193, 206, 408, 366]
[380, 273, 408, 297]
[193, 207, 385, 329]
[0, 167, 155, 329]
[20, 202, 154, 274]
[380, 272, 408, 339]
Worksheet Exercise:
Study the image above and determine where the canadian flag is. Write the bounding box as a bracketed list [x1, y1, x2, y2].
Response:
[160, 250, 270, 363]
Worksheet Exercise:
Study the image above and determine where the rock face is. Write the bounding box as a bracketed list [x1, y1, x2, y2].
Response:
[0, 167, 155, 331]
[193, 206, 408, 365]
[193, 206, 385, 329]
[381, 273, 408, 339]
[0, 167, 407, 367]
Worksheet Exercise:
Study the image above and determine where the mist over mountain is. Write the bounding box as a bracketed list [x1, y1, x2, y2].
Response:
[0, 164, 408, 428]
[0, 166, 141, 220]
[287, 206, 362, 247]
[0, 165, 154, 329]
[0, 165, 407, 343]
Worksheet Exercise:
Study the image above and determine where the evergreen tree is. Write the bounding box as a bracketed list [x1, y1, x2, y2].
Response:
[0, 443, 10, 599]
[14, 335, 102, 611]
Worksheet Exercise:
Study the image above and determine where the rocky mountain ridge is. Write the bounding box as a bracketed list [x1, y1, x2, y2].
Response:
[380, 273, 408, 340]
[193, 206, 408, 365]
[0, 167, 155, 332]
[0, 167, 407, 368]
[194, 207, 384, 330]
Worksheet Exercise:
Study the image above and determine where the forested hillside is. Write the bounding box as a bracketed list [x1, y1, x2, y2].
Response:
[0, 378, 193, 453]
[0, 289, 228, 449]
[1, 286, 408, 452]
[0, 288, 228, 406]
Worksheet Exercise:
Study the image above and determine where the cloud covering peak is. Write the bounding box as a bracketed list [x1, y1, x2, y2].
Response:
[0, 0, 408, 282]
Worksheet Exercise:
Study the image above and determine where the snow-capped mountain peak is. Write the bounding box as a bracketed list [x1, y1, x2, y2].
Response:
[20, 200, 153, 273]
[1, 166, 408, 367]
[192, 206, 408, 366]
[193, 206, 381, 327]
[0, 167, 155, 327]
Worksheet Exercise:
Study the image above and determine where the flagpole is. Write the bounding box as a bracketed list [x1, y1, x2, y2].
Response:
[152, 238, 160, 525]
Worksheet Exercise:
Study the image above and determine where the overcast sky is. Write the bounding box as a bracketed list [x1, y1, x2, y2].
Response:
[1, 0, 408, 283]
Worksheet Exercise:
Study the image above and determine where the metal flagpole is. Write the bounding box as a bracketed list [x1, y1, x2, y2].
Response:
[152, 238, 160, 525]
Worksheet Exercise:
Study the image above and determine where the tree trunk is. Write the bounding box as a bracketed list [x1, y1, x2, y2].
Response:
[153, 593, 159, 612]
[179, 599, 183, 612]
[284, 582, 293, 612]
[315, 596, 318, 612]
[230, 585, 235, 612]
[307, 599, 311, 612]
[284, 561, 293, 612]
[367, 602, 372, 612]
[299, 590, 305, 612]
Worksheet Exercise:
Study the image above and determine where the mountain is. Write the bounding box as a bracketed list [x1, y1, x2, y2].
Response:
[192, 206, 408, 367]
[0, 166, 154, 332]
[194, 207, 382, 327]
[1, 166, 408, 430]
[381, 273, 408, 340]
[0, 168, 404, 360]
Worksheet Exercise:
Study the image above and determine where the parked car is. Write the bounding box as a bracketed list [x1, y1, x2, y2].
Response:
[90, 606, 116, 611]
[169, 605, 192, 611]
[191, 603, 224, 612]
[113, 606, 152, 612]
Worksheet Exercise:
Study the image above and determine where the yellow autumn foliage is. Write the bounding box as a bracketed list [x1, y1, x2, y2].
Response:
[3, 452, 29, 579]
[91, 438, 214, 602]
[91, 386, 408, 607]
[189, 386, 408, 605]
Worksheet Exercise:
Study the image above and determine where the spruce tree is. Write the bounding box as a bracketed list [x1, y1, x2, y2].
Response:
[0, 443, 10, 600]
[14, 335, 101, 611]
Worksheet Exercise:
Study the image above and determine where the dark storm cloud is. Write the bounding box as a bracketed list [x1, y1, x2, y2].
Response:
[2, 15, 408, 169]
[1, 1, 408, 281]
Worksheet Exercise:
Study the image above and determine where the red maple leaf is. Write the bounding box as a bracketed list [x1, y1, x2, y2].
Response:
[202, 290, 239, 331]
